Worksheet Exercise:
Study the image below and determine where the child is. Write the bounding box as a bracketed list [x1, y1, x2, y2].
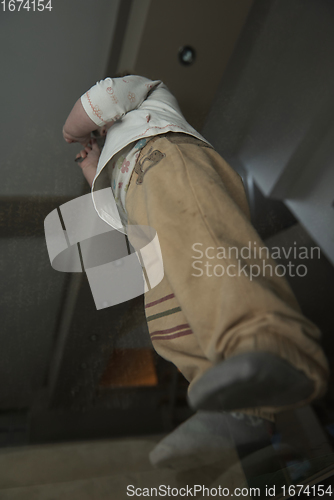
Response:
[63, 75, 328, 469]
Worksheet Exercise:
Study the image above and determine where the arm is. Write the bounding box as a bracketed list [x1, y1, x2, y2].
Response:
[80, 75, 161, 126]
[63, 76, 161, 146]
[63, 98, 98, 146]
[75, 139, 100, 187]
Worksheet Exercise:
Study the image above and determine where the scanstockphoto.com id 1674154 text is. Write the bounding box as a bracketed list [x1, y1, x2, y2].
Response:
[191, 242, 321, 280]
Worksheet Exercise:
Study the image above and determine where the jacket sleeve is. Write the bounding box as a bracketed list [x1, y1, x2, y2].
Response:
[81, 75, 161, 127]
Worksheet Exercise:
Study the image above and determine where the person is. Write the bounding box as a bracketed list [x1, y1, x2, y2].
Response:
[63, 75, 329, 469]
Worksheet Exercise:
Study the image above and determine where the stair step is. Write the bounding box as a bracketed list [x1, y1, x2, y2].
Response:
[0, 437, 163, 489]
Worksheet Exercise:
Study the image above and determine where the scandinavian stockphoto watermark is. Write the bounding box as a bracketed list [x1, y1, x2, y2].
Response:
[191, 242, 321, 280]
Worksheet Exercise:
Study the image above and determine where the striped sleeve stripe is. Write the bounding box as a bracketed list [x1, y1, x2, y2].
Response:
[146, 307, 181, 323]
[151, 329, 193, 342]
[149, 323, 190, 336]
[145, 293, 175, 309]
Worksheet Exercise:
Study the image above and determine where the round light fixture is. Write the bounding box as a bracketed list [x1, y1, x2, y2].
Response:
[178, 46, 196, 66]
